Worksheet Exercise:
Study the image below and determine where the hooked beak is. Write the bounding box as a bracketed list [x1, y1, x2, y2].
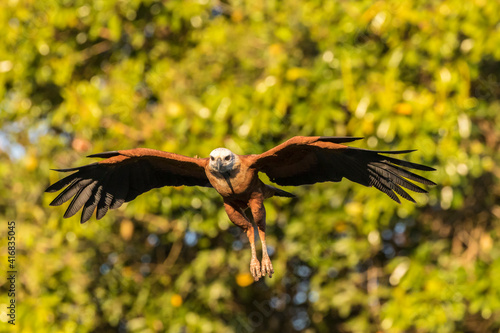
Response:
[216, 158, 222, 172]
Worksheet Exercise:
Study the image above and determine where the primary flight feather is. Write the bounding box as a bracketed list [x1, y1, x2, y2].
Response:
[46, 136, 435, 281]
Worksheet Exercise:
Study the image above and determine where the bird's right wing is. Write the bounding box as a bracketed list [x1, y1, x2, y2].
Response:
[45, 148, 210, 223]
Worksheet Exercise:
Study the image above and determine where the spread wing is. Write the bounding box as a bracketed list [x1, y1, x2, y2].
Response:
[250, 136, 435, 203]
[45, 148, 210, 223]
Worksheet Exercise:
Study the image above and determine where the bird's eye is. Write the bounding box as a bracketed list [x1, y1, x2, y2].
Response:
[210, 156, 214, 161]
[225, 156, 231, 161]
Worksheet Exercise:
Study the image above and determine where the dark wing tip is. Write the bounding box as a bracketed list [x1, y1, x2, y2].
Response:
[45, 184, 58, 193]
[406, 195, 416, 203]
[46, 163, 99, 193]
[87, 151, 121, 158]
[422, 178, 437, 186]
[80, 207, 95, 224]
[380, 149, 417, 154]
[50, 162, 99, 173]
[50, 167, 82, 172]
[418, 165, 437, 172]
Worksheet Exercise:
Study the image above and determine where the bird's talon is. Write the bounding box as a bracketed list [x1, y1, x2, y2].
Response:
[250, 258, 261, 281]
[261, 257, 274, 278]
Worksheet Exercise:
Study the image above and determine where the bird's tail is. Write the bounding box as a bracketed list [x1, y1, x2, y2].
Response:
[265, 185, 295, 198]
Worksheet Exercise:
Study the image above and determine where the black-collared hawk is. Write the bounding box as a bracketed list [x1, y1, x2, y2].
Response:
[46, 136, 435, 281]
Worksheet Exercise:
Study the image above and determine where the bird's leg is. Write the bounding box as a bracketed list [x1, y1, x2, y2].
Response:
[250, 197, 274, 278]
[224, 202, 261, 281]
[256, 223, 273, 278]
[246, 228, 261, 281]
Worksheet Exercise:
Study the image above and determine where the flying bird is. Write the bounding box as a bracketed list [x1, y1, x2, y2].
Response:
[46, 136, 435, 281]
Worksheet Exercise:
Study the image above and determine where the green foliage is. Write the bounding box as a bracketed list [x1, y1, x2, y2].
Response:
[1, 0, 500, 332]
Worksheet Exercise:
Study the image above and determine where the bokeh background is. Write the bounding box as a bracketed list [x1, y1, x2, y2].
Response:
[1, 0, 500, 332]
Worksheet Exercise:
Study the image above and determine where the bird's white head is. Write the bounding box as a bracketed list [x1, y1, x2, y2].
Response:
[209, 148, 238, 174]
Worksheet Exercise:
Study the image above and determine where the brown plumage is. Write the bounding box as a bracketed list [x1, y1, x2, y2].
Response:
[46, 136, 435, 281]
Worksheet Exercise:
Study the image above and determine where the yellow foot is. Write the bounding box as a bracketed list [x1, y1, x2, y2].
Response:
[261, 256, 274, 278]
[250, 258, 262, 281]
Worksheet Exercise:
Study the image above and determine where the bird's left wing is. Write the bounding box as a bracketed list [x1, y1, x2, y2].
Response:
[46, 148, 210, 223]
[248, 136, 435, 203]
